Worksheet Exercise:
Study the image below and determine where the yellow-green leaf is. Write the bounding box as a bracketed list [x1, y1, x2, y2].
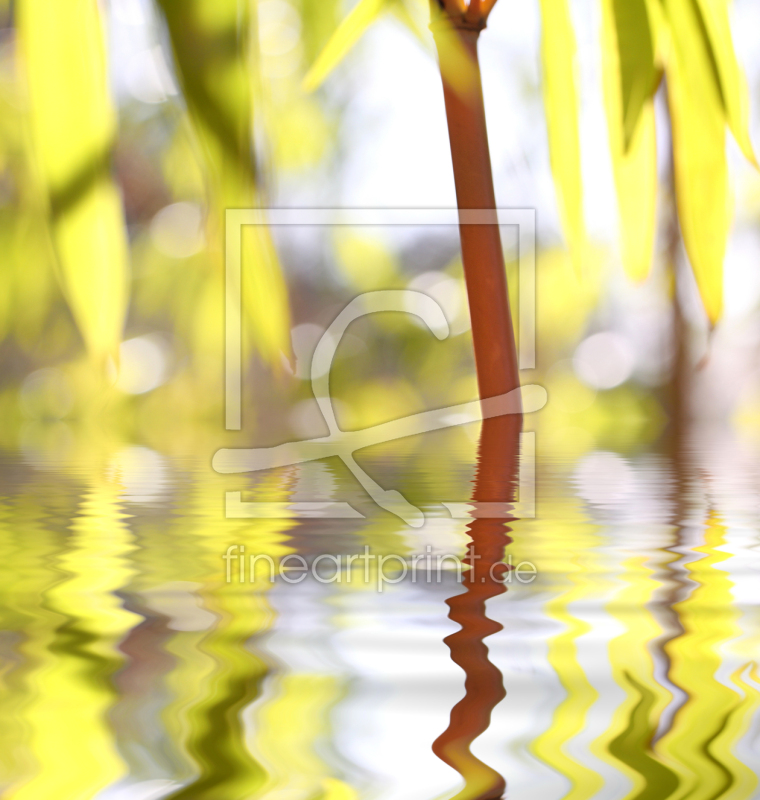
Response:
[17, 0, 129, 361]
[610, 0, 658, 150]
[299, 0, 343, 66]
[241, 222, 292, 366]
[665, 0, 729, 324]
[157, 0, 291, 366]
[538, 0, 585, 275]
[52, 177, 130, 362]
[694, 0, 756, 165]
[303, 0, 386, 92]
[602, 0, 657, 282]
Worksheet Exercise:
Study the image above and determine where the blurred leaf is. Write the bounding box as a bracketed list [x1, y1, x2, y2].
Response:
[241, 222, 291, 365]
[269, 97, 330, 170]
[333, 230, 399, 291]
[17, 0, 129, 362]
[156, 0, 290, 366]
[304, 0, 476, 99]
[10, 477, 136, 800]
[429, 6, 478, 97]
[303, 0, 386, 91]
[256, 673, 344, 797]
[535, 248, 603, 352]
[538, 0, 585, 275]
[602, 0, 657, 282]
[298, 0, 342, 65]
[322, 777, 359, 800]
[643, 0, 669, 59]
[609, 0, 658, 150]
[161, 128, 206, 201]
[694, 0, 756, 165]
[664, 0, 729, 324]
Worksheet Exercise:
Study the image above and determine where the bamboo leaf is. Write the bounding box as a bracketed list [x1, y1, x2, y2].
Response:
[303, 0, 386, 92]
[602, 0, 657, 282]
[664, 0, 729, 324]
[157, 0, 290, 366]
[694, 0, 756, 165]
[298, 0, 342, 66]
[609, 0, 658, 150]
[17, 0, 129, 362]
[538, 0, 585, 275]
[643, 0, 668, 60]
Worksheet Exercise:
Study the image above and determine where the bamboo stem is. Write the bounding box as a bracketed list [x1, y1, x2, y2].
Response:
[432, 18, 521, 410]
[663, 81, 689, 455]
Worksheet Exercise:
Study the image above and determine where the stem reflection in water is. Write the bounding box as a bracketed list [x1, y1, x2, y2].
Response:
[433, 415, 521, 800]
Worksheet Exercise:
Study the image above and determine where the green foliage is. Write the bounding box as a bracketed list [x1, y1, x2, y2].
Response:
[601, 0, 658, 283]
[664, 0, 730, 323]
[537, 0, 585, 276]
[2, 0, 757, 430]
[693, 0, 756, 165]
[307, 0, 756, 324]
[17, 0, 129, 363]
[303, 0, 386, 91]
[155, 0, 291, 365]
[610, 0, 658, 150]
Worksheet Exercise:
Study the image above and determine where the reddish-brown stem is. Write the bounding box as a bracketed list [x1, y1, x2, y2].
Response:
[432, 20, 521, 410]
[432, 415, 520, 800]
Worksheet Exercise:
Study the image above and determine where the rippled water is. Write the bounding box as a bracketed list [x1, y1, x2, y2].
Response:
[3, 424, 760, 800]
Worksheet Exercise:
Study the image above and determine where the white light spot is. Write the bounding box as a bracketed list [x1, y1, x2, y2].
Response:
[125, 46, 177, 105]
[115, 335, 169, 395]
[108, 446, 168, 503]
[150, 202, 205, 259]
[574, 451, 634, 507]
[574, 331, 635, 390]
[98, 778, 180, 800]
[258, 0, 301, 57]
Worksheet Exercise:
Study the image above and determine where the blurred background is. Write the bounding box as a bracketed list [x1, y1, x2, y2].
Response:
[2, 0, 760, 463]
[4, 3, 760, 799]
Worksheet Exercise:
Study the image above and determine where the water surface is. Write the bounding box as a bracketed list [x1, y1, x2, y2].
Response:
[2, 427, 759, 800]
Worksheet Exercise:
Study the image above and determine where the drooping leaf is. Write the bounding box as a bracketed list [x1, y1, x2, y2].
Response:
[538, 0, 585, 275]
[601, 0, 658, 282]
[643, 0, 668, 59]
[609, 0, 658, 150]
[297, 0, 343, 66]
[303, 0, 386, 92]
[694, 0, 756, 165]
[17, 0, 129, 362]
[664, 0, 729, 324]
[156, 0, 290, 366]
